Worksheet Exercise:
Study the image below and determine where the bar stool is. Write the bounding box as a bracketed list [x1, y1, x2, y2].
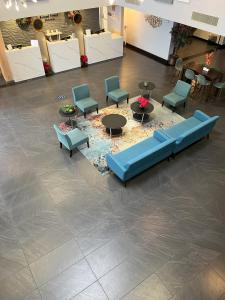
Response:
[172, 58, 183, 83]
[213, 82, 225, 98]
[195, 74, 211, 100]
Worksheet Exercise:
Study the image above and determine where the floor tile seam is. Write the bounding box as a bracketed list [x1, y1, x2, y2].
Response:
[25, 234, 80, 265]
[156, 260, 215, 297]
[119, 271, 171, 300]
[33, 255, 87, 290]
[66, 278, 99, 300]
[84, 256, 110, 300]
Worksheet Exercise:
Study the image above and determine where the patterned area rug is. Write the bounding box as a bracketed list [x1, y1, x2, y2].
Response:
[62, 97, 185, 175]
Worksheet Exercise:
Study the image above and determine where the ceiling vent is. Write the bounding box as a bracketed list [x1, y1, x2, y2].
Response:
[192, 12, 219, 26]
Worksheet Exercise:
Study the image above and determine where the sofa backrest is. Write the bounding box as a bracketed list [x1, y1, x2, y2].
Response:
[105, 76, 120, 94]
[124, 138, 175, 176]
[174, 116, 219, 152]
[175, 80, 191, 98]
[53, 124, 72, 149]
[72, 84, 90, 102]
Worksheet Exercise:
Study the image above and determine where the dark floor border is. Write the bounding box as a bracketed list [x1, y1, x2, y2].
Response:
[125, 43, 169, 65]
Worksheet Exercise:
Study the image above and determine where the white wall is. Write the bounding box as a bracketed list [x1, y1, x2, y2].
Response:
[116, 0, 225, 36]
[0, 0, 110, 21]
[107, 6, 124, 35]
[124, 8, 173, 60]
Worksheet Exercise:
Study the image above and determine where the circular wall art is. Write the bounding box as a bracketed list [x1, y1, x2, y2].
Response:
[145, 15, 162, 28]
[33, 18, 44, 31]
[73, 12, 82, 24]
[16, 18, 32, 30]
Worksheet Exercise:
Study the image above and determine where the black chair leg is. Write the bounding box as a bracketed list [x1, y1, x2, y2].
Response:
[60, 142, 62, 149]
[127, 98, 129, 104]
[96, 107, 99, 114]
[162, 101, 164, 107]
[116, 103, 119, 108]
[183, 102, 186, 108]
[87, 140, 90, 148]
[84, 112, 86, 118]
[106, 96, 108, 103]
[70, 150, 73, 157]
[206, 134, 210, 139]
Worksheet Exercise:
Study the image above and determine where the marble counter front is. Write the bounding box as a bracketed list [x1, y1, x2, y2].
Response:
[6, 45, 45, 82]
[47, 38, 81, 73]
[84, 32, 123, 64]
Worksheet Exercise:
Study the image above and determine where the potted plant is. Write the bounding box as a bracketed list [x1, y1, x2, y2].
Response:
[81, 55, 88, 68]
[169, 23, 196, 66]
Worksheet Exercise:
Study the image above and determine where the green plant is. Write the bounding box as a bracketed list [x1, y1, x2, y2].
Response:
[61, 104, 75, 113]
[170, 23, 196, 56]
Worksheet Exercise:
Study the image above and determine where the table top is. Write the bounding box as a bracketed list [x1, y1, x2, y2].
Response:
[139, 81, 156, 90]
[131, 101, 154, 114]
[59, 107, 76, 118]
[102, 114, 127, 129]
[184, 62, 224, 82]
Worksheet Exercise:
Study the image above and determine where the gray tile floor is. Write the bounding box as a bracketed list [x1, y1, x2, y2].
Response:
[0, 48, 225, 300]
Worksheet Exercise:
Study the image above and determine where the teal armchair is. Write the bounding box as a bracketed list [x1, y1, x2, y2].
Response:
[72, 84, 98, 118]
[213, 81, 225, 97]
[105, 76, 129, 108]
[162, 80, 191, 111]
[53, 124, 89, 157]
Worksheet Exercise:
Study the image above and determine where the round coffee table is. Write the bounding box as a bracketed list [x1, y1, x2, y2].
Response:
[138, 81, 156, 99]
[130, 101, 154, 123]
[102, 114, 127, 136]
[59, 107, 76, 128]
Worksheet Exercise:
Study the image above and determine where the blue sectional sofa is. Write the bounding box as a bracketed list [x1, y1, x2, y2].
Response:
[106, 130, 175, 183]
[106, 110, 219, 184]
[162, 110, 219, 154]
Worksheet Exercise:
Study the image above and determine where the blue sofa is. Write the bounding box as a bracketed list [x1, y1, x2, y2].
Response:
[162, 110, 219, 154]
[106, 130, 175, 182]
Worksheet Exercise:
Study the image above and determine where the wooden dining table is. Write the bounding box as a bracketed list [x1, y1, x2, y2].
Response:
[183, 62, 224, 83]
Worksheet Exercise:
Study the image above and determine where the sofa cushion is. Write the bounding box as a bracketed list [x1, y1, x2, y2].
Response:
[163, 92, 185, 106]
[113, 136, 161, 165]
[165, 117, 202, 139]
[108, 89, 129, 102]
[76, 97, 98, 112]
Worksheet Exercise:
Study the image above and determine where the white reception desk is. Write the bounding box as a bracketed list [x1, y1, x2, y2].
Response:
[6, 45, 45, 82]
[84, 32, 123, 64]
[47, 38, 81, 73]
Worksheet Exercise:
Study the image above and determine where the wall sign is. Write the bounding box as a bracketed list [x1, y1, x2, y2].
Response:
[125, 0, 143, 5]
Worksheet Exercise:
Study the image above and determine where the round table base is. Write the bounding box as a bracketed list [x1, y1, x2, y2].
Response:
[65, 119, 76, 128]
[133, 113, 150, 123]
[106, 127, 122, 136]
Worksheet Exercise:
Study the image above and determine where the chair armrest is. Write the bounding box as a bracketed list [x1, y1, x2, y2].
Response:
[106, 154, 127, 174]
[193, 110, 210, 122]
[154, 130, 170, 142]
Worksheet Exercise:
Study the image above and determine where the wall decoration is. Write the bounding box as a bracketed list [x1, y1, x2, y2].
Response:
[40, 14, 59, 22]
[16, 17, 32, 30]
[178, 0, 190, 2]
[33, 18, 44, 31]
[65, 11, 82, 24]
[125, 0, 144, 5]
[145, 15, 162, 28]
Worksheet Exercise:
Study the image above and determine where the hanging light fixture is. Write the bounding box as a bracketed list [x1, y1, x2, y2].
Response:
[4, 0, 39, 10]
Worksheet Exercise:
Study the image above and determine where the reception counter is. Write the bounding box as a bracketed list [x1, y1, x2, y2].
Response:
[6, 45, 45, 82]
[84, 32, 123, 64]
[47, 38, 80, 73]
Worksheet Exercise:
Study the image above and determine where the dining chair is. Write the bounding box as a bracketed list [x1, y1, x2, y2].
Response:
[72, 84, 98, 118]
[104, 76, 129, 108]
[195, 74, 211, 100]
[53, 124, 89, 157]
[213, 81, 225, 98]
[184, 69, 196, 94]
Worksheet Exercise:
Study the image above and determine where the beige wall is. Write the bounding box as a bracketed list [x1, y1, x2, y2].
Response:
[0, 31, 13, 82]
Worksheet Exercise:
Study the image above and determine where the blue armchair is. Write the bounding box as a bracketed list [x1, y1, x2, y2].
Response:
[72, 84, 98, 118]
[105, 76, 129, 108]
[53, 124, 89, 157]
[162, 80, 191, 111]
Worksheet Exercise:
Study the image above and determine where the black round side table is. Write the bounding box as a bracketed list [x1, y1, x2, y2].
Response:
[138, 81, 156, 99]
[59, 108, 77, 128]
[130, 101, 154, 123]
